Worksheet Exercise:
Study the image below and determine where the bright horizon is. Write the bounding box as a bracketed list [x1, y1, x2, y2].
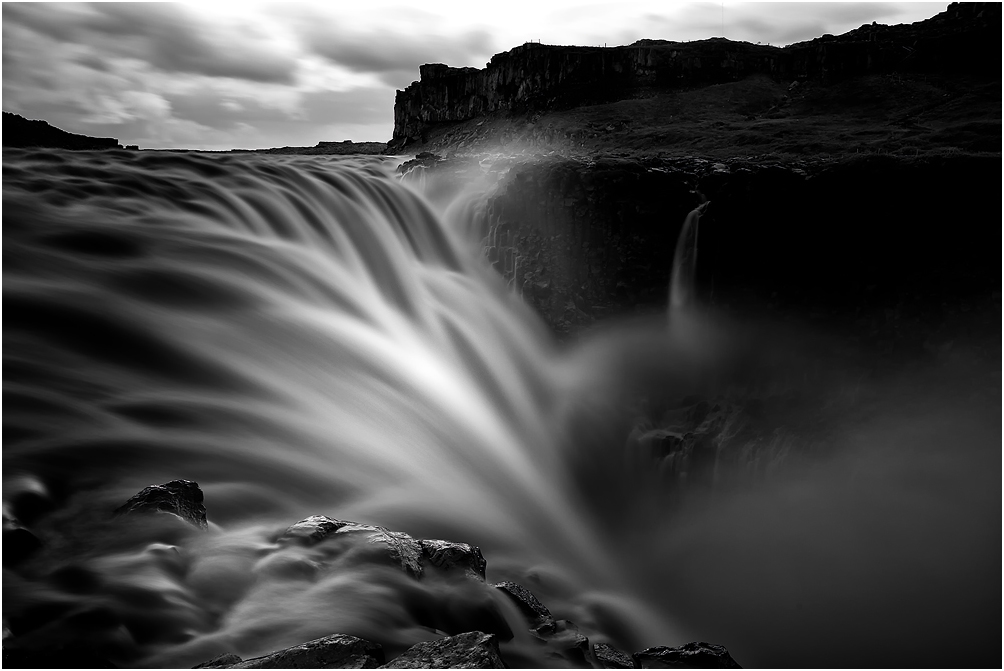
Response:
[2, 1, 948, 150]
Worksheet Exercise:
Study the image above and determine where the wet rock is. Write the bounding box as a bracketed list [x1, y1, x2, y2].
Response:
[113, 479, 208, 530]
[279, 516, 423, 577]
[222, 634, 384, 669]
[279, 515, 344, 544]
[633, 642, 741, 669]
[420, 539, 487, 580]
[194, 652, 244, 668]
[494, 580, 553, 629]
[595, 643, 636, 669]
[539, 619, 596, 668]
[379, 631, 504, 669]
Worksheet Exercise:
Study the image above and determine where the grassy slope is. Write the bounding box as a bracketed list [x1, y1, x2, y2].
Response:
[421, 72, 1001, 161]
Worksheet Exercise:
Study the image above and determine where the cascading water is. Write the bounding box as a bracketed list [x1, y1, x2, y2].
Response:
[669, 201, 708, 314]
[3, 149, 998, 668]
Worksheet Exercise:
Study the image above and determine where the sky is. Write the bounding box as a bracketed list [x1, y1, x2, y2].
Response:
[2, 2, 949, 150]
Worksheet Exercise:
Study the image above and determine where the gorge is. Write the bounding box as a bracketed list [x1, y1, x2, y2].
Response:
[2, 2, 1000, 669]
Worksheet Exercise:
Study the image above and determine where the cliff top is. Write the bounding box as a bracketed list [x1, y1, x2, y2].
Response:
[392, 2, 1000, 160]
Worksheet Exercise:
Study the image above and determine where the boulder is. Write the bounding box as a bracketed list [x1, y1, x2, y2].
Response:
[113, 479, 208, 530]
[230, 634, 383, 669]
[539, 619, 596, 668]
[633, 642, 741, 669]
[278, 515, 423, 577]
[279, 517, 488, 581]
[595, 643, 636, 669]
[194, 653, 244, 668]
[379, 631, 504, 669]
[420, 539, 487, 580]
[493, 581, 553, 629]
[193, 634, 384, 669]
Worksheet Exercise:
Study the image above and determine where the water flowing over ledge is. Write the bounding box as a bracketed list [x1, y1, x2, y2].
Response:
[3, 148, 999, 668]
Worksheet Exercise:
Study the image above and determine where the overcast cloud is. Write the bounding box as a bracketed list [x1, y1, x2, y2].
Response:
[2, 2, 948, 150]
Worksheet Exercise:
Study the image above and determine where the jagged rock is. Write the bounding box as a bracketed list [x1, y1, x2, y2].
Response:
[194, 652, 244, 668]
[209, 634, 386, 669]
[280, 515, 343, 544]
[279, 516, 423, 577]
[493, 581, 552, 628]
[2, 510, 42, 566]
[539, 620, 596, 668]
[633, 642, 741, 669]
[279, 517, 490, 581]
[113, 479, 208, 530]
[595, 643, 635, 669]
[420, 539, 487, 580]
[379, 631, 504, 669]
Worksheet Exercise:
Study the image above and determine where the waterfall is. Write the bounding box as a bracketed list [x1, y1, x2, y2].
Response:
[669, 201, 708, 315]
[3, 149, 997, 668]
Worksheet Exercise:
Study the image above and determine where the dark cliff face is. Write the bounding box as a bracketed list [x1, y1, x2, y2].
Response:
[451, 152, 999, 337]
[3, 112, 122, 150]
[391, 2, 1001, 150]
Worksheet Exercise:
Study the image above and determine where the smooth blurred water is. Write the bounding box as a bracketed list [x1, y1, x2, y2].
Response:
[3, 149, 999, 668]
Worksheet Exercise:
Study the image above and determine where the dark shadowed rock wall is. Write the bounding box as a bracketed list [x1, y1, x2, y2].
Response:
[470, 153, 1000, 335]
[391, 3, 1001, 149]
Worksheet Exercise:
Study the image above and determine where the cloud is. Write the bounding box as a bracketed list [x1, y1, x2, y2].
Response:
[3, 3, 299, 84]
[285, 6, 497, 88]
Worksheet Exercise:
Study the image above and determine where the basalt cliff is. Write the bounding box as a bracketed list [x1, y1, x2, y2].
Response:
[389, 2, 1000, 152]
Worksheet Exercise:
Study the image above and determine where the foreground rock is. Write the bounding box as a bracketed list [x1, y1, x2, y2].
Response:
[7, 481, 742, 669]
[379, 632, 504, 669]
[594, 643, 635, 669]
[195, 634, 385, 669]
[113, 479, 208, 530]
[634, 642, 741, 668]
[279, 515, 487, 580]
[494, 580, 553, 629]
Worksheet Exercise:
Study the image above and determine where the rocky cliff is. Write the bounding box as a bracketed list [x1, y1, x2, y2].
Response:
[2, 112, 122, 150]
[390, 2, 1000, 150]
[402, 150, 1000, 340]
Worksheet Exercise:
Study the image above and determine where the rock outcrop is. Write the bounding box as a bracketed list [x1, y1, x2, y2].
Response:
[113, 479, 209, 530]
[634, 642, 741, 669]
[278, 515, 487, 581]
[2, 112, 122, 150]
[6, 480, 744, 670]
[379, 631, 505, 669]
[390, 3, 1000, 149]
[419, 151, 998, 337]
[203, 634, 385, 669]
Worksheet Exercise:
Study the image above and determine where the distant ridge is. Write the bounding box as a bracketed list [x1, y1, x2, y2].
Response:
[3, 111, 122, 150]
[390, 1, 1000, 150]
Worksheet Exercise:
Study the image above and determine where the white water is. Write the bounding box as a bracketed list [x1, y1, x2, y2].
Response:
[3, 149, 999, 668]
[669, 201, 707, 313]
